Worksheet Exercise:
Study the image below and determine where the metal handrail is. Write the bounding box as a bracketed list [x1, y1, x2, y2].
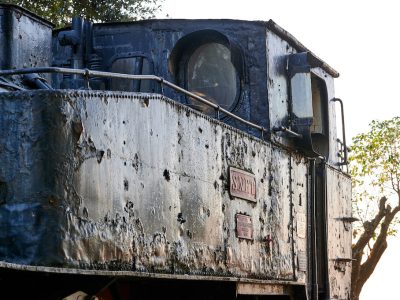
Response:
[272, 125, 302, 139]
[0, 67, 268, 136]
[0, 67, 266, 136]
[332, 98, 348, 166]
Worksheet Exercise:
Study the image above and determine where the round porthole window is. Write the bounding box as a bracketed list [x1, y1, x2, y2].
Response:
[186, 43, 239, 115]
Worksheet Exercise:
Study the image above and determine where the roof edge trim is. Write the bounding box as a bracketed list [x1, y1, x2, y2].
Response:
[266, 20, 339, 78]
[0, 3, 54, 28]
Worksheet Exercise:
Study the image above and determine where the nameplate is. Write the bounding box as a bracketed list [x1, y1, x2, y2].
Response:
[236, 214, 253, 240]
[229, 167, 256, 202]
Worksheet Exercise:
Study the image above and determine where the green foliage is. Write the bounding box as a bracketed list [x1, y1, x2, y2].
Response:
[4, 0, 163, 27]
[350, 117, 400, 193]
[350, 117, 400, 228]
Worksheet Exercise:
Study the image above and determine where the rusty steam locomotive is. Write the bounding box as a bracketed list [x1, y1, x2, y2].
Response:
[0, 4, 353, 300]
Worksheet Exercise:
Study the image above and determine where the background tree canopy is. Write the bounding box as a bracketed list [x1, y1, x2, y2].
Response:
[350, 117, 400, 300]
[4, 0, 164, 27]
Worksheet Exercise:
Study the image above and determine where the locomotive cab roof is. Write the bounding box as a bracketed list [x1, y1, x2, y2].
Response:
[88, 18, 339, 78]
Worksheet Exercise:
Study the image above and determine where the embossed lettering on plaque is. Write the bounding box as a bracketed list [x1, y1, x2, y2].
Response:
[236, 214, 253, 240]
[229, 167, 256, 202]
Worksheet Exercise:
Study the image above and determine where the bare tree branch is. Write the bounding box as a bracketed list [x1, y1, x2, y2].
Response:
[352, 197, 388, 256]
[352, 205, 400, 299]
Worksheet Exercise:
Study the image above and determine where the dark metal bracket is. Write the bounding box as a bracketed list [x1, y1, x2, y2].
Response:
[272, 126, 302, 139]
[336, 217, 359, 223]
[332, 258, 355, 263]
[332, 258, 354, 273]
[336, 216, 359, 231]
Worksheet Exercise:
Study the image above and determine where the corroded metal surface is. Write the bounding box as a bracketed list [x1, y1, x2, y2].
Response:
[0, 90, 310, 281]
[290, 155, 308, 283]
[0, 4, 52, 70]
[236, 282, 290, 295]
[326, 167, 352, 299]
[266, 30, 340, 167]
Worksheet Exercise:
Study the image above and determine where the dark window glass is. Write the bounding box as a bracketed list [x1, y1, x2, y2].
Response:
[310, 74, 329, 157]
[311, 75, 328, 135]
[187, 43, 238, 115]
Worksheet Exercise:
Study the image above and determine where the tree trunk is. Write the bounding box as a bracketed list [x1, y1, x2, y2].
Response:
[351, 197, 400, 300]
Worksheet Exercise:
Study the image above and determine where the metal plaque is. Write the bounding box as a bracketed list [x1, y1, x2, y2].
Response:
[229, 167, 257, 202]
[236, 214, 253, 240]
[298, 251, 307, 272]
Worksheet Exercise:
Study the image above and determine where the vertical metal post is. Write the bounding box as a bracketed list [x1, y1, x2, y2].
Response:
[321, 159, 330, 299]
[215, 105, 220, 120]
[83, 69, 90, 90]
[70, 17, 84, 86]
[133, 57, 144, 92]
[308, 159, 318, 300]
[332, 98, 348, 167]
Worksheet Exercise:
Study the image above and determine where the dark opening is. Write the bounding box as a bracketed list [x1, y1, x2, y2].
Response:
[310, 74, 329, 157]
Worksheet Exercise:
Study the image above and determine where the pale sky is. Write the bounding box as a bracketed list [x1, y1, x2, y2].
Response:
[157, 1, 400, 299]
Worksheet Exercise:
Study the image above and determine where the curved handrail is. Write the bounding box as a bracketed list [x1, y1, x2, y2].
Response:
[0, 67, 267, 136]
[332, 98, 348, 166]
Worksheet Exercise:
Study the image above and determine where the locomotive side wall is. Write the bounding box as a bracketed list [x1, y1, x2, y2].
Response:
[326, 167, 352, 299]
[0, 90, 307, 283]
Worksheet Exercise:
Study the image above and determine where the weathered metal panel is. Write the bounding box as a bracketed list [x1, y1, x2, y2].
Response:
[0, 90, 307, 282]
[290, 155, 308, 283]
[265, 20, 339, 78]
[326, 166, 352, 299]
[0, 4, 52, 70]
[236, 282, 290, 295]
[266, 29, 342, 168]
[267, 147, 294, 279]
[266, 29, 293, 147]
[0, 92, 61, 265]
